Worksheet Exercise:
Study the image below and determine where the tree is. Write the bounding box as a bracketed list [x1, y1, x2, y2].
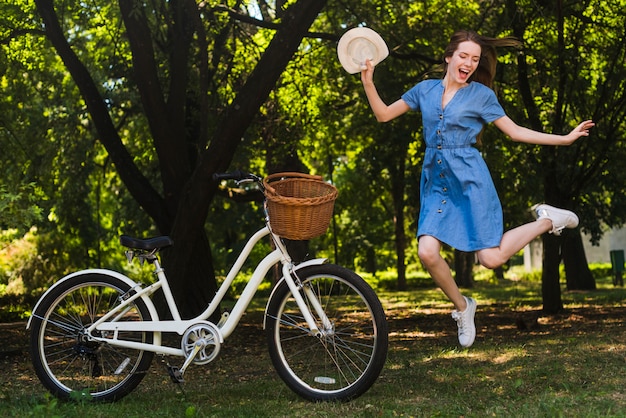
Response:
[6, 0, 626, 316]
[501, 0, 626, 312]
[32, 0, 327, 317]
[454, 250, 474, 288]
[332, 0, 626, 310]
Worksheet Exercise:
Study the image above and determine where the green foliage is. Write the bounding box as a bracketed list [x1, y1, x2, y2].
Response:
[361, 269, 433, 291]
[2, 0, 626, 298]
[0, 184, 43, 230]
[0, 229, 43, 293]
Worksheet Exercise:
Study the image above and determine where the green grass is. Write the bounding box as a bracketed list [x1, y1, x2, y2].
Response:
[2, 270, 625, 417]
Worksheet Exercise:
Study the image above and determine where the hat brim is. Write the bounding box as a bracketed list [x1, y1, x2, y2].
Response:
[337, 27, 389, 74]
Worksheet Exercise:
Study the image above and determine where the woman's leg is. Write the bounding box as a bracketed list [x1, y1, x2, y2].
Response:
[418, 235, 477, 347]
[477, 204, 579, 269]
[477, 219, 551, 269]
[418, 235, 466, 310]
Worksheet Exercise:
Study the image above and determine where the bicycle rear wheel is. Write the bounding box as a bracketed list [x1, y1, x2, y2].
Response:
[265, 264, 388, 401]
[29, 273, 155, 402]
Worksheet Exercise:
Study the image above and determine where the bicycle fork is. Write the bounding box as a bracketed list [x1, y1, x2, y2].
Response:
[281, 263, 333, 337]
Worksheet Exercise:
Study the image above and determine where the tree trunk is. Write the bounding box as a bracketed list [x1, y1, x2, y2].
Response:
[507, 0, 568, 314]
[493, 266, 505, 281]
[159, 229, 217, 319]
[395, 233, 407, 291]
[391, 160, 407, 291]
[563, 231, 596, 290]
[541, 234, 563, 314]
[165, 0, 327, 315]
[454, 250, 474, 288]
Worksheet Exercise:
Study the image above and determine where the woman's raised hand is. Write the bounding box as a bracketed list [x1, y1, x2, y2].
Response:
[360, 59, 375, 86]
[565, 120, 595, 144]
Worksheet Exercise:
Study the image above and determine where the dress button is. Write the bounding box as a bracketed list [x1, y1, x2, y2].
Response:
[439, 114, 443, 120]
[443, 187, 448, 192]
[437, 159, 442, 164]
[442, 200, 447, 204]
[437, 129, 441, 135]
[437, 209, 443, 213]
[437, 145, 442, 150]
[439, 172, 445, 178]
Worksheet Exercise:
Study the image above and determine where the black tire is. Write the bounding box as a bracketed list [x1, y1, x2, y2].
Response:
[265, 264, 388, 401]
[29, 273, 155, 402]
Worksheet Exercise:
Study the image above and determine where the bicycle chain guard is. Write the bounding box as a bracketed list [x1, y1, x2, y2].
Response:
[181, 322, 222, 365]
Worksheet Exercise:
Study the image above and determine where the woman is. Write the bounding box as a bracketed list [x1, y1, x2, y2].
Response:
[360, 30, 594, 347]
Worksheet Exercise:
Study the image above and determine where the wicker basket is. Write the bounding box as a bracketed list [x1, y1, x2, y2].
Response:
[263, 172, 338, 240]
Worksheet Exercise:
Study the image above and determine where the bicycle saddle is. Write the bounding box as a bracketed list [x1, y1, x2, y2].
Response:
[120, 235, 174, 251]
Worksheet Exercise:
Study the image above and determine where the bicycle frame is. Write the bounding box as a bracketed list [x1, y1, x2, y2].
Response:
[28, 226, 329, 359]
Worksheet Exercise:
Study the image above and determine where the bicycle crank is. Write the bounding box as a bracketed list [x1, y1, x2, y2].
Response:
[168, 322, 223, 383]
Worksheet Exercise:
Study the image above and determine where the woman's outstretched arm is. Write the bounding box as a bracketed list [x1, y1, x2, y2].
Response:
[494, 116, 594, 145]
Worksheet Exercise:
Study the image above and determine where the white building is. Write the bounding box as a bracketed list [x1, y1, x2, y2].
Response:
[523, 228, 626, 271]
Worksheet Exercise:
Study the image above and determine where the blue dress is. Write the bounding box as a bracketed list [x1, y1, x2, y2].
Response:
[401, 79, 506, 251]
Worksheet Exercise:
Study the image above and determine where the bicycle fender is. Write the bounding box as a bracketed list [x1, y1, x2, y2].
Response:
[262, 258, 327, 330]
[293, 258, 328, 270]
[26, 268, 160, 329]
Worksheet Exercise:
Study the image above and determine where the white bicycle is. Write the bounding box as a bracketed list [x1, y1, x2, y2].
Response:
[28, 171, 388, 402]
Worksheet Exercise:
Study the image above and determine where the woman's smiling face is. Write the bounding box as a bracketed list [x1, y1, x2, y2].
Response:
[445, 40, 481, 85]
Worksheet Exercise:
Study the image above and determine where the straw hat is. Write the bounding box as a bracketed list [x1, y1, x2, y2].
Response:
[337, 27, 389, 74]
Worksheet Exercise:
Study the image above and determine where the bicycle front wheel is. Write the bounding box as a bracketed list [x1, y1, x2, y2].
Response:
[29, 273, 155, 402]
[265, 264, 388, 401]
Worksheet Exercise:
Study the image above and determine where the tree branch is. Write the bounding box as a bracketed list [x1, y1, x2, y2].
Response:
[34, 0, 168, 227]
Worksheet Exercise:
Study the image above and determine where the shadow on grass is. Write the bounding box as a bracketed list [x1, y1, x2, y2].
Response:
[1, 275, 625, 417]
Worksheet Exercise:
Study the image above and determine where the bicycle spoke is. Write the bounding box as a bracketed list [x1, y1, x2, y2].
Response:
[30, 275, 154, 401]
[266, 264, 388, 401]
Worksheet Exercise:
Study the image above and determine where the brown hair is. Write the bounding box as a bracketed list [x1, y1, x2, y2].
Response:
[442, 30, 522, 89]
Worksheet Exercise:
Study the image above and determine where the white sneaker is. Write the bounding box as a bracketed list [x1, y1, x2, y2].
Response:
[532, 204, 579, 236]
[451, 296, 476, 348]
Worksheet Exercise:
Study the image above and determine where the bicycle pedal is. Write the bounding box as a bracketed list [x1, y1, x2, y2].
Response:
[167, 365, 185, 384]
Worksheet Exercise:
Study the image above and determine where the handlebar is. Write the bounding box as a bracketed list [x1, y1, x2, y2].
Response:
[213, 171, 262, 183]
